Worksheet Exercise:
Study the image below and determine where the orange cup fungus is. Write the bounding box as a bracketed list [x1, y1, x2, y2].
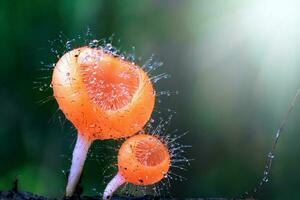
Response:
[103, 134, 171, 199]
[52, 47, 155, 140]
[51, 46, 155, 196]
[118, 134, 170, 185]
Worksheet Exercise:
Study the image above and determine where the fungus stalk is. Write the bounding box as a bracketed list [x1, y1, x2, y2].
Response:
[66, 134, 92, 196]
[103, 173, 126, 200]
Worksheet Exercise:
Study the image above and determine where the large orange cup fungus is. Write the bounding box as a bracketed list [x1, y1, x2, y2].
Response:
[52, 46, 155, 196]
[103, 134, 170, 200]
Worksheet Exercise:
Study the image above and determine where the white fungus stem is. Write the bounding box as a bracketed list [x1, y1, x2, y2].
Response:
[66, 134, 92, 197]
[103, 173, 126, 200]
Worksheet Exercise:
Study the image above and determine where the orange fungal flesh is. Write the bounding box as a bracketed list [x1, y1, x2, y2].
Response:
[118, 134, 170, 186]
[52, 47, 155, 140]
[135, 138, 166, 166]
[78, 48, 139, 111]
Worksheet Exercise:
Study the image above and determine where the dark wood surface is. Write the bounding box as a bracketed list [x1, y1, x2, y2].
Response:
[0, 179, 254, 200]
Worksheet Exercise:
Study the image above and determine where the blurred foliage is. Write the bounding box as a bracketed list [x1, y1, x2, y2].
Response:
[1, 0, 300, 199]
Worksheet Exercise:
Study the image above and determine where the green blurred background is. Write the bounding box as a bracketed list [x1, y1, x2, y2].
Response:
[1, 0, 300, 199]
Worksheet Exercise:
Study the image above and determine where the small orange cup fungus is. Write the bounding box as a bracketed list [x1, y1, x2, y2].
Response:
[103, 134, 170, 199]
[118, 134, 170, 185]
[52, 46, 155, 196]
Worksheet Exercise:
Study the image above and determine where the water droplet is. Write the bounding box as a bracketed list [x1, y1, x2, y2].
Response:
[262, 177, 269, 182]
[66, 40, 72, 50]
[268, 152, 274, 159]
